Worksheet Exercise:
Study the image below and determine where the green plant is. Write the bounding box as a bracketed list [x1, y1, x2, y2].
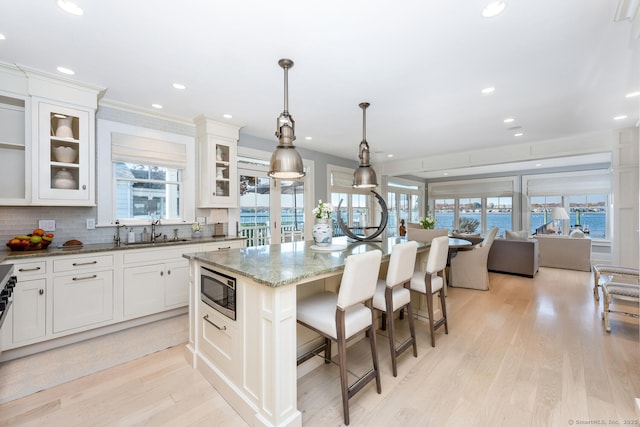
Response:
[419, 215, 437, 229]
[458, 217, 480, 233]
[312, 200, 333, 220]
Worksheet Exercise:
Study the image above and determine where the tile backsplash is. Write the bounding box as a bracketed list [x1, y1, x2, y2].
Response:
[0, 206, 212, 248]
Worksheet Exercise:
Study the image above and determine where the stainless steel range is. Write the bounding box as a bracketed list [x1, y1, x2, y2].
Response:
[0, 264, 16, 353]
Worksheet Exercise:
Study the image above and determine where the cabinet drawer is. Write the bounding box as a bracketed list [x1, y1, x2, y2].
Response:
[202, 240, 244, 252]
[123, 245, 198, 264]
[199, 301, 237, 379]
[14, 261, 47, 279]
[54, 254, 113, 273]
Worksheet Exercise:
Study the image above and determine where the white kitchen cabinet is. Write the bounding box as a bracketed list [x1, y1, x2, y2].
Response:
[123, 247, 191, 319]
[0, 92, 30, 205]
[52, 270, 113, 334]
[195, 116, 241, 208]
[199, 300, 239, 381]
[33, 100, 95, 205]
[10, 261, 47, 346]
[164, 260, 189, 308]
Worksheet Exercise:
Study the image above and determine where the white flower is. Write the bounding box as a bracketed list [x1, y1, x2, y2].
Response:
[191, 223, 202, 232]
[312, 200, 333, 220]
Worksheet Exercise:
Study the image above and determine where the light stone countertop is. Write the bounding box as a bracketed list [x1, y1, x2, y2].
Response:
[184, 236, 431, 288]
[0, 236, 246, 263]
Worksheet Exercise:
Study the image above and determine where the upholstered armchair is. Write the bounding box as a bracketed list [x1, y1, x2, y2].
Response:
[406, 228, 449, 243]
[449, 227, 498, 290]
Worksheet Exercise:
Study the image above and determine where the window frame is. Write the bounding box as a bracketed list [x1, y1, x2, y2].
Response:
[96, 119, 196, 226]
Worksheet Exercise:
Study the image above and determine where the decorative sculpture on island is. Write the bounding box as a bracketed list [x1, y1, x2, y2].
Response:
[337, 190, 388, 241]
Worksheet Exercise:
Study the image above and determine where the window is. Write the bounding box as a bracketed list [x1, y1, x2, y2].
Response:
[387, 179, 424, 237]
[524, 170, 610, 239]
[429, 177, 516, 235]
[96, 120, 195, 226]
[114, 163, 181, 220]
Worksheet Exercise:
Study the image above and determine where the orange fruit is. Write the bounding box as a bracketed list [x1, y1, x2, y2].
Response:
[33, 228, 45, 236]
[46, 233, 54, 238]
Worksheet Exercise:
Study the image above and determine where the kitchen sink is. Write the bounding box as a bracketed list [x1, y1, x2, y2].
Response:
[124, 239, 190, 246]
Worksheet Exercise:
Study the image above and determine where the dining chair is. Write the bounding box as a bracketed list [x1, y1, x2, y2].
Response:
[296, 249, 383, 425]
[409, 235, 449, 347]
[449, 227, 498, 290]
[372, 240, 418, 377]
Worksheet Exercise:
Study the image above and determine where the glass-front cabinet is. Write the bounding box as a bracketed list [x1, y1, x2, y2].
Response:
[35, 101, 94, 205]
[0, 93, 29, 204]
[195, 116, 241, 208]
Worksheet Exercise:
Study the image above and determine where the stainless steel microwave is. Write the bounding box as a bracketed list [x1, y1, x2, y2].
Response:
[200, 266, 236, 320]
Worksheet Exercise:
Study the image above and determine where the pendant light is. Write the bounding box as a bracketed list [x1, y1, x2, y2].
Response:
[268, 58, 305, 179]
[352, 102, 378, 188]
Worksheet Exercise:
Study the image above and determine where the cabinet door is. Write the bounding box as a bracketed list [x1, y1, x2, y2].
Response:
[165, 259, 189, 308]
[12, 278, 46, 344]
[35, 101, 94, 205]
[123, 263, 165, 318]
[0, 93, 29, 204]
[52, 270, 114, 334]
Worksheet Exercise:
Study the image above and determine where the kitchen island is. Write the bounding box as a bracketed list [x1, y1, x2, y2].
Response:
[183, 236, 431, 427]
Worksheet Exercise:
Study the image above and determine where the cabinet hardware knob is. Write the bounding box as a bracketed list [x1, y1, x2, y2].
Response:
[203, 314, 226, 331]
[82, 185, 86, 190]
[167, 270, 171, 275]
[39, 289, 44, 295]
[160, 271, 164, 276]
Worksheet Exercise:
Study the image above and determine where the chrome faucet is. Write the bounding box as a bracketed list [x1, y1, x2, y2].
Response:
[150, 219, 162, 242]
[113, 220, 125, 247]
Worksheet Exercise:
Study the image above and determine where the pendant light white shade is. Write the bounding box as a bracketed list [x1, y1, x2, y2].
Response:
[269, 58, 305, 179]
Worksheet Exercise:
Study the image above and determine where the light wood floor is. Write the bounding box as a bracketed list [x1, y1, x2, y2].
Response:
[1, 267, 638, 426]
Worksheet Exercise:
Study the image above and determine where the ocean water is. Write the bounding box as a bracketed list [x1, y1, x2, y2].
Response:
[435, 213, 606, 238]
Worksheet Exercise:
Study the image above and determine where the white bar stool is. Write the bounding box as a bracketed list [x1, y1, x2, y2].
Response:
[372, 240, 418, 377]
[296, 249, 383, 425]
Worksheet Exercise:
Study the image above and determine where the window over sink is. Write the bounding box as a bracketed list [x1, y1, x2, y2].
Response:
[96, 119, 195, 226]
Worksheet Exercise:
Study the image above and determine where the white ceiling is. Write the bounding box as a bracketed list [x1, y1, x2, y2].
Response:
[1, 0, 638, 175]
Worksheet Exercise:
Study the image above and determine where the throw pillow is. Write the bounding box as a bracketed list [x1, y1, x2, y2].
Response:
[505, 230, 528, 241]
[569, 229, 585, 238]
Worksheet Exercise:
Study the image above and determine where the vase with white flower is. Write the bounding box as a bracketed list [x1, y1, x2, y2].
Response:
[312, 200, 333, 246]
[191, 222, 203, 238]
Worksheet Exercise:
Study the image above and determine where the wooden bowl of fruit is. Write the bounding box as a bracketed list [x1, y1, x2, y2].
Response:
[6, 229, 54, 251]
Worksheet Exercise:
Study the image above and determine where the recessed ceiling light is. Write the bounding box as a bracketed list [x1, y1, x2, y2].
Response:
[387, 154, 394, 158]
[57, 0, 84, 16]
[625, 91, 640, 98]
[482, 1, 506, 18]
[0, 33, 5, 40]
[535, 163, 542, 167]
[613, 115, 628, 120]
[151, 104, 163, 109]
[481, 87, 495, 94]
[514, 132, 524, 137]
[503, 117, 515, 123]
[172, 83, 186, 90]
[222, 114, 232, 119]
[443, 172, 449, 176]
[56, 66, 75, 75]
[304, 136, 312, 140]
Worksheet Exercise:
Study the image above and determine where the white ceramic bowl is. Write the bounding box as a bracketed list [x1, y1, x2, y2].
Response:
[53, 146, 78, 163]
[52, 169, 77, 189]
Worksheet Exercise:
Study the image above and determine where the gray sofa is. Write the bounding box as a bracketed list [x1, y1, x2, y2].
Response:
[488, 238, 539, 278]
[535, 234, 592, 271]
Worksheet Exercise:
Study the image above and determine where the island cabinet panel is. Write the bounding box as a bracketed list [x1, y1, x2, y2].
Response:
[52, 270, 113, 333]
[198, 301, 239, 381]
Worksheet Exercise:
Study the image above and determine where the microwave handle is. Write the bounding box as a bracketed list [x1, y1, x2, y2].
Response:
[204, 314, 227, 331]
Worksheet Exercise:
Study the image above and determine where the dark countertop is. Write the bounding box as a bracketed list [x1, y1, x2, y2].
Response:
[185, 236, 431, 288]
[0, 236, 246, 263]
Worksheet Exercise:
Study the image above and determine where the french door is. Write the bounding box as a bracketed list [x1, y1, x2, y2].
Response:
[239, 168, 306, 247]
